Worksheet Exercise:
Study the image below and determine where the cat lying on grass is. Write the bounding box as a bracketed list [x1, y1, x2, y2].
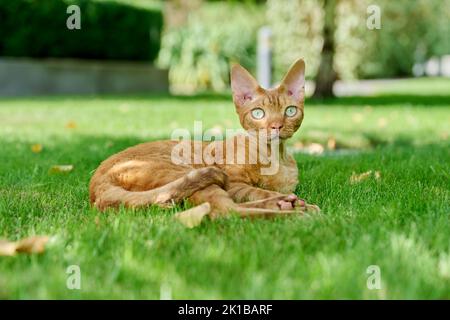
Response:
[89, 59, 319, 219]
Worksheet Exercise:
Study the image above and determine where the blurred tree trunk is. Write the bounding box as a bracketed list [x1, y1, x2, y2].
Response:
[313, 0, 337, 98]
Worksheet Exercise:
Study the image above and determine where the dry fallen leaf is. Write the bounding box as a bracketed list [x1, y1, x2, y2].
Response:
[350, 170, 381, 184]
[31, 144, 43, 153]
[174, 202, 211, 228]
[0, 240, 17, 256]
[65, 121, 77, 129]
[305, 143, 325, 155]
[327, 137, 336, 150]
[350, 171, 372, 184]
[374, 171, 381, 180]
[16, 236, 49, 254]
[49, 165, 74, 174]
[291, 142, 325, 155]
[0, 236, 49, 256]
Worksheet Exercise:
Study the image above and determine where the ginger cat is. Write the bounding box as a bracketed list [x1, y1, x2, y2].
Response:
[89, 59, 319, 218]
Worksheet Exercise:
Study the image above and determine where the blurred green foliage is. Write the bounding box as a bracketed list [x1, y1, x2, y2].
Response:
[95, 0, 162, 10]
[267, 0, 324, 81]
[268, 0, 450, 80]
[158, 2, 264, 92]
[1, 0, 448, 89]
[357, 0, 450, 78]
[0, 0, 163, 61]
[159, 0, 449, 92]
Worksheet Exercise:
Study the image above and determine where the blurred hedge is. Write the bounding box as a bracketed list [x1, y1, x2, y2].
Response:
[357, 0, 450, 78]
[158, 2, 264, 92]
[268, 0, 450, 80]
[0, 0, 163, 61]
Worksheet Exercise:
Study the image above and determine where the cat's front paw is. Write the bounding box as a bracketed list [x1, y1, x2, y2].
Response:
[277, 194, 305, 211]
[277, 195, 320, 214]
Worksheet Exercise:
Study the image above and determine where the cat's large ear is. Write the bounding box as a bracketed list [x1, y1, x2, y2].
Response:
[279, 58, 305, 102]
[230, 64, 262, 108]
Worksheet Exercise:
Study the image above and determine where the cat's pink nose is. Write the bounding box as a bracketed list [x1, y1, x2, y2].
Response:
[270, 123, 283, 130]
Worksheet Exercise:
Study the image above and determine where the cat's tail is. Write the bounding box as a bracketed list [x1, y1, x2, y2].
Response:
[89, 167, 228, 211]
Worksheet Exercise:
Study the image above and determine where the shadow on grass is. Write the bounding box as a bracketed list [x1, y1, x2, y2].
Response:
[169, 92, 450, 107]
[2, 133, 448, 182]
[307, 94, 450, 107]
[2, 92, 449, 107]
[0, 92, 232, 103]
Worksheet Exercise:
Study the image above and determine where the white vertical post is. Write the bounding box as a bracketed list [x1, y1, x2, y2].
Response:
[257, 26, 272, 89]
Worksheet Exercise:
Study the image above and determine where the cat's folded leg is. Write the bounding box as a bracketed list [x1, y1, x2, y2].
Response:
[187, 185, 303, 220]
[93, 167, 228, 210]
[174, 200, 301, 228]
[188, 184, 237, 218]
[228, 182, 282, 202]
[228, 182, 308, 211]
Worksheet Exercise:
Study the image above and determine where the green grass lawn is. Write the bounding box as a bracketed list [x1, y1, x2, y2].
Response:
[0, 78, 449, 299]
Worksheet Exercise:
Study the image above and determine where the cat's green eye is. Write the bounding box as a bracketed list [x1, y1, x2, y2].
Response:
[285, 106, 297, 117]
[251, 108, 265, 120]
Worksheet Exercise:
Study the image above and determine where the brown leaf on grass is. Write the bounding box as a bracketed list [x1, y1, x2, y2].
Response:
[327, 137, 336, 150]
[374, 171, 381, 180]
[16, 236, 49, 254]
[350, 170, 381, 184]
[305, 143, 324, 155]
[65, 121, 77, 129]
[174, 202, 211, 228]
[350, 171, 372, 184]
[0, 236, 49, 256]
[31, 144, 43, 153]
[292, 141, 304, 150]
[0, 240, 17, 256]
[291, 142, 325, 155]
[49, 165, 74, 174]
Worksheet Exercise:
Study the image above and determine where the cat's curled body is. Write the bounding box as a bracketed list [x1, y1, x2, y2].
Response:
[89, 59, 319, 218]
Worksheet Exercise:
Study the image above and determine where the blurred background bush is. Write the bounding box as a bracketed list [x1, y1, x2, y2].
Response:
[0, 0, 163, 61]
[0, 0, 448, 93]
[158, 2, 264, 92]
[268, 0, 450, 80]
[159, 0, 449, 93]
